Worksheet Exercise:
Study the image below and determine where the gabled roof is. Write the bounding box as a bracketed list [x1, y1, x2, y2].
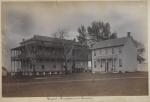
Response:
[91, 37, 128, 49]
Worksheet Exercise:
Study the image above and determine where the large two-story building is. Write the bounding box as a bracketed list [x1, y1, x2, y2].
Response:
[91, 32, 138, 73]
[11, 35, 89, 76]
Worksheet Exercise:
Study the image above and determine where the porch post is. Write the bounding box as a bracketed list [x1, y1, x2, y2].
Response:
[14, 60, 15, 75]
[113, 58, 116, 72]
[105, 59, 107, 72]
[112, 58, 113, 72]
[10, 50, 12, 75]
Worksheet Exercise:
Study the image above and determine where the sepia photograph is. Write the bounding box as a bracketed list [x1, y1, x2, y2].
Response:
[1, 1, 148, 97]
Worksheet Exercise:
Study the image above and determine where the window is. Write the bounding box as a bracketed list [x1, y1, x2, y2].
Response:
[41, 65, 45, 70]
[94, 50, 96, 56]
[94, 61, 96, 68]
[61, 64, 64, 68]
[112, 48, 114, 54]
[99, 49, 101, 54]
[97, 59, 100, 66]
[105, 48, 108, 54]
[119, 59, 122, 67]
[33, 65, 35, 69]
[53, 64, 56, 68]
[119, 47, 122, 54]
[90, 44, 93, 48]
[30, 64, 32, 69]
[39, 59, 43, 63]
[139, 60, 142, 64]
[101, 60, 102, 67]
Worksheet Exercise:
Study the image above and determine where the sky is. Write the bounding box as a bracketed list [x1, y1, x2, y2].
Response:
[2, 1, 147, 71]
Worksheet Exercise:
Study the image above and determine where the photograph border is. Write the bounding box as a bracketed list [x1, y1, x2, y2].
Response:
[0, 0, 149, 102]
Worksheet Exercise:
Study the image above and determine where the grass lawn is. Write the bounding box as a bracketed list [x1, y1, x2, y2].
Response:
[2, 72, 148, 97]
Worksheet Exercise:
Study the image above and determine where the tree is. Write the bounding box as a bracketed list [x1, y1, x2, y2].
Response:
[24, 43, 37, 76]
[52, 29, 68, 39]
[87, 21, 112, 42]
[103, 22, 111, 40]
[77, 25, 87, 45]
[77, 21, 118, 47]
[53, 29, 75, 74]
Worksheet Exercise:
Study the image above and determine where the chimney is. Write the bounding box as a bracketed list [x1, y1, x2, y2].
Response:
[73, 38, 76, 42]
[22, 38, 25, 42]
[127, 32, 131, 37]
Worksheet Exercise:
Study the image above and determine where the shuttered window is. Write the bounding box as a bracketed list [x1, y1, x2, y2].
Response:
[119, 59, 122, 67]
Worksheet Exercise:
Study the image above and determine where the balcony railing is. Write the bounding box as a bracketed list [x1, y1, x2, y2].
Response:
[12, 52, 64, 59]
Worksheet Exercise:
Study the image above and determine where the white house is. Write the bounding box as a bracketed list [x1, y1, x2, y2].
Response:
[91, 32, 138, 73]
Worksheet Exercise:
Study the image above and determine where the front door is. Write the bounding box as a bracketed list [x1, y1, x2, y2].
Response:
[108, 60, 113, 72]
[105, 59, 113, 72]
[105, 60, 109, 72]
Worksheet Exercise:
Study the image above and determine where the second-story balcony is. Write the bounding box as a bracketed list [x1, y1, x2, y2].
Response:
[12, 51, 65, 60]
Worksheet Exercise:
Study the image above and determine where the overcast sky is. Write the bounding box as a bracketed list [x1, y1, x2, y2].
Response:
[2, 1, 147, 71]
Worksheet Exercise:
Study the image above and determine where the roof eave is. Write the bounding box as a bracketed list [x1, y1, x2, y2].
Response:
[91, 44, 124, 50]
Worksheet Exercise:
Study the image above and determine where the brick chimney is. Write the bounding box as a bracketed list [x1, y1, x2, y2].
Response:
[127, 32, 131, 37]
[73, 38, 76, 42]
